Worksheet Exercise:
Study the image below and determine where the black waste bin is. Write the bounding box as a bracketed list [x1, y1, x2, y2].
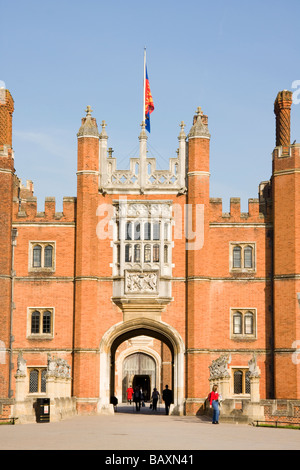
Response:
[36, 398, 50, 423]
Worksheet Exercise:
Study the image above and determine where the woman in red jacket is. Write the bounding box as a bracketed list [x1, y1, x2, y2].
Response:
[126, 384, 134, 404]
[208, 384, 220, 424]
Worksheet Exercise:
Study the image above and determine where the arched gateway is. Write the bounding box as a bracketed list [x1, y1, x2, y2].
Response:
[98, 318, 185, 415]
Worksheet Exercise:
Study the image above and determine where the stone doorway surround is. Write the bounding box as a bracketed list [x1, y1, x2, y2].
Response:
[97, 318, 185, 415]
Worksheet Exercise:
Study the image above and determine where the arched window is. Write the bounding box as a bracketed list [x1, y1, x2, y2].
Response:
[234, 370, 243, 394]
[144, 244, 151, 263]
[164, 245, 168, 264]
[233, 246, 241, 268]
[244, 246, 253, 268]
[41, 369, 47, 393]
[233, 312, 242, 334]
[134, 244, 141, 263]
[153, 223, 160, 241]
[31, 311, 40, 334]
[164, 223, 169, 241]
[33, 245, 42, 267]
[144, 222, 151, 240]
[244, 312, 254, 335]
[44, 245, 53, 268]
[43, 311, 52, 334]
[134, 222, 140, 240]
[153, 244, 160, 263]
[29, 369, 39, 393]
[125, 244, 132, 262]
[125, 222, 132, 240]
[245, 371, 251, 394]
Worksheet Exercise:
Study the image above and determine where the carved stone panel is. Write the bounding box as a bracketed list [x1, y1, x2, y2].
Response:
[125, 270, 158, 295]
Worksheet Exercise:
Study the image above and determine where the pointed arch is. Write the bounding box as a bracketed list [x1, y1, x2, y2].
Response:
[98, 318, 185, 415]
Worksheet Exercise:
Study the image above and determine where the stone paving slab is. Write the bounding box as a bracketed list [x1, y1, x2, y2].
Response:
[0, 405, 299, 451]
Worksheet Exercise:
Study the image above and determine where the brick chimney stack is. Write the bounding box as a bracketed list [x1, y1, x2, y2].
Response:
[274, 90, 293, 154]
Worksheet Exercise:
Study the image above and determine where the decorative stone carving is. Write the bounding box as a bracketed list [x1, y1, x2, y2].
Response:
[248, 353, 260, 378]
[125, 271, 158, 294]
[115, 201, 172, 219]
[209, 354, 231, 380]
[46, 354, 71, 379]
[15, 351, 27, 378]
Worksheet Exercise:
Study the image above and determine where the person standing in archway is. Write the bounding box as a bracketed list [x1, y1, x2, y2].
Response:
[151, 388, 160, 411]
[162, 385, 172, 415]
[133, 386, 142, 411]
[126, 384, 134, 404]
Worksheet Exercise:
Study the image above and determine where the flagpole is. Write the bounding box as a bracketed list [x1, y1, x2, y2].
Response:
[143, 47, 146, 125]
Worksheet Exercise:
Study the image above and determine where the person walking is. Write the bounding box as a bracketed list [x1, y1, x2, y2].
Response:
[126, 384, 134, 404]
[208, 384, 220, 424]
[133, 386, 141, 411]
[151, 388, 160, 411]
[162, 385, 172, 415]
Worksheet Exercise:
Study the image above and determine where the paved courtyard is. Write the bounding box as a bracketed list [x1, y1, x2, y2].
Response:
[0, 404, 299, 451]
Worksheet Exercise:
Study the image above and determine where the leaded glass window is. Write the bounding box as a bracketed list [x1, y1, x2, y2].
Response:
[29, 369, 39, 393]
[244, 246, 253, 268]
[234, 370, 243, 394]
[44, 245, 53, 267]
[153, 244, 160, 262]
[33, 245, 42, 267]
[31, 311, 40, 334]
[43, 311, 51, 334]
[233, 246, 241, 268]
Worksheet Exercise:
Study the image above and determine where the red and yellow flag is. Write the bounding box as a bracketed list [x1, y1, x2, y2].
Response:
[145, 66, 154, 132]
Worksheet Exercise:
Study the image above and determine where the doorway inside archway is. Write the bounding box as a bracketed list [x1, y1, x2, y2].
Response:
[133, 375, 151, 401]
[110, 328, 174, 406]
[122, 352, 156, 402]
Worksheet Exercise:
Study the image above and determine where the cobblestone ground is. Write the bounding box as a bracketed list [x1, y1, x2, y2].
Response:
[0, 404, 299, 451]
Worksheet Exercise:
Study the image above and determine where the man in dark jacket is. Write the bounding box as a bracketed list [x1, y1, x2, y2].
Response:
[133, 386, 142, 411]
[162, 385, 172, 415]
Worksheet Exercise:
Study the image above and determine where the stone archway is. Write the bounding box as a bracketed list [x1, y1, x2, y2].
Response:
[97, 318, 185, 415]
[116, 346, 161, 403]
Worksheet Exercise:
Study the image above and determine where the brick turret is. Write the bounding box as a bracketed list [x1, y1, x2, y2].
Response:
[73, 105, 101, 405]
[185, 107, 211, 406]
[272, 90, 300, 398]
[0, 89, 15, 398]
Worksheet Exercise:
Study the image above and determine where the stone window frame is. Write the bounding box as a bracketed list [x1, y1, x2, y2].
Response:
[231, 367, 251, 396]
[28, 367, 47, 394]
[28, 241, 56, 273]
[230, 308, 257, 340]
[229, 242, 256, 273]
[27, 307, 55, 339]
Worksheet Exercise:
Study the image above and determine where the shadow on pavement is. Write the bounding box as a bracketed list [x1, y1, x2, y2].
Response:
[115, 403, 166, 415]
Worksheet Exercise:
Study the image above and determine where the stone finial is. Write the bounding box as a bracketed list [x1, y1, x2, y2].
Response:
[178, 121, 186, 140]
[188, 106, 210, 139]
[85, 105, 93, 116]
[139, 121, 147, 141]
[77, 105, 99, 138]
[100, 120, 108, 139]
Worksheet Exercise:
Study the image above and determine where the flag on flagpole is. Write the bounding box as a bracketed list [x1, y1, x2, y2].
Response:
[144, 50, 154, 133]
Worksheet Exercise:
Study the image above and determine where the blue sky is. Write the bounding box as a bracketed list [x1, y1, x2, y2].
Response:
[1, 0, 300, 211]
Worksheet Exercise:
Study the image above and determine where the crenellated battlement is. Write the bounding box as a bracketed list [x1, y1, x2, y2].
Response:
[13, 194, 76, 223]
[209, 193, 272, 225]
[12, 176, 76, 222]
